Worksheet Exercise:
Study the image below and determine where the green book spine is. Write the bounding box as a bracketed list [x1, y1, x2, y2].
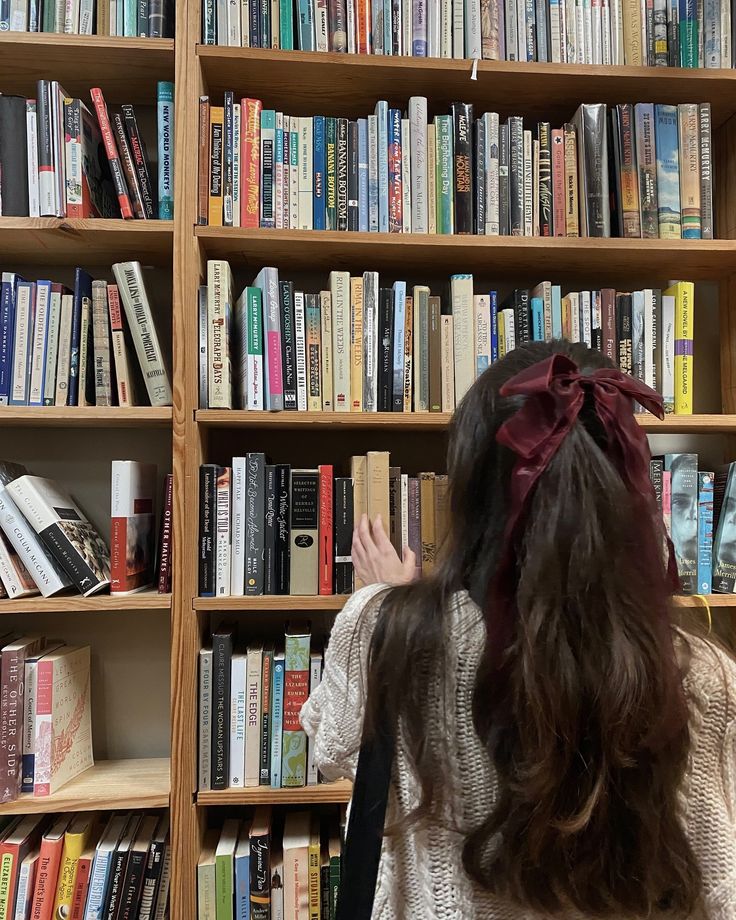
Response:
[329, 856, 341, 917]
[215, 854, 233, 920]
[281, 632, 310, 787]
[326, 117, 338, 231]
[279, 0, 294, 47]
[435, 115, 454, 235]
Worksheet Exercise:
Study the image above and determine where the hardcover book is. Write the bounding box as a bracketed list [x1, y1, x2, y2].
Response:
[110, 461, 157, 594]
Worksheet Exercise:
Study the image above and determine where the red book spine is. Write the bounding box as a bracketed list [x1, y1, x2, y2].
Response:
[318, 465, 333, 596]
[241, 98, 262, 229]
[110, 517, 126, 593]
[69, 855, 92, 920]
[157, 473, 174, 594]
[89, 87, 133, 220]
[356, 0, 369, 51]
[601, 288, 617, 362]
[30, 835, 64, 920]
[551, 128, 565, 238]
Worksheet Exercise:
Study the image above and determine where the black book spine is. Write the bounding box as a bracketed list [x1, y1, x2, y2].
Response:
[245, 452, 265, 595]
[275, 463, 291, 594]
[377, 288, 394, 412]
[650, 457, 664, 512]
[336, 117, 348, 231]
[211, 625, 234, 789]
[391, 0, 401, 52]
[121, 105, 156, 219]
[514, 290, 531, 344]
[250, 0, 259, 45]
[147, 0, 165, 35]
[508, 116, 524, 235]
[580, 103, 609, 237]
[279, 281, 297, 409]
[450, 102, 473, 235]
[538, 121, 552, 236]
[138, 0, 149, 34]
[137, 839, 165, 920]
[222, 92, 234, 228]
[592, 326, 603, 351]
[250, 830, 271, 920]
[118, 849, 147, 920]
[474, 118, 486, 235]
[199, 464, 216, 597]
[264, 465, 278, 594]
[347, 120, 359, 231]
[0, 96, 29, 217]
[104, 852, 129, 920]
[334, 477, 354, 594]
[616, 293, 632, 375]
[260, 0, 270, 46]
[499, 121, 509, 236]
[321, 866, 331, 920]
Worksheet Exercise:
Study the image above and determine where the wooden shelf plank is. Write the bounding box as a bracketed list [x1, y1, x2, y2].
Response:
[0, 758, 170, 815]
[195, 228, 736, 281]
[0, 219, 173, 266]
[195, 595, 345, 611]
[197, 780, 352, 805]
[0, 592, 171, 614]
[0, 407, 172, 428]
[0, 34, 174, 103]
[197, 46, 736, 127]
[196, 410, 736, 433]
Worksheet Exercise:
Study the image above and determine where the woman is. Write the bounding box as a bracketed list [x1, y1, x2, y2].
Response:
[301, 340, 736, 918]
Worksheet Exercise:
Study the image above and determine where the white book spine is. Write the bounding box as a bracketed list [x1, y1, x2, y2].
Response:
[28, 283, 50, 406]
[10, 283, 33, 406]
[78, 0, 93, 31]
[43, 290, 61, 406]
[451, 275, 475, 403]
[315, 0, 329, 48]
[440, 0, 452, 53]
[523, 130, 533, 236]
[247, 335, 263, 413]
[722, 0, 731, 64]
[474, 294, 491, 379]
[14, 857, 36, 920]
[9, 0, 27, 29]
[232, 103, 241, 228]
[504, 307, 516, 350]
[206, 260, 233, 409]
[600, 0, 611, 60]
[346, 0, 356, 51]
[228, 0, 241, 44]
[26, 104, 40, 218]
[229, 653, 247, 788]
[662, 294, 675, 412]
[244, 646, 262, 787]
[198, 649, 212, 791]
[306, 655, 322, 785]
[452, 0, 464, 54]
[516, 0, 527, 59]
[401, 118, 412, 233]
[330, 272, 350, 411]
[644, 290, 656, 390]
[54, 294, 73, 406]
[581, 291, 592, 346]
[591, 0, 601, 61]
[215, 469, 231, 596]
[486, 112, 499, 234]
[427, 0, 440, 52]
[110, 0, 117, 34]
[550, 0, 563, 58]
[216, 0, 228, 42]
[294, 292, 308, 411]
[583, 0, 592, 61]
[298, 117, 313, 230]
[574, 0, 585, 60]
[230, 457, 246, 596]
[240, 0, 249, 44]
[409, 97, 428, 233]
[465, 0, 481, 55]
[368, 115, 379, 232]
[505, 0, 518, 57]
[403, 0, 411, 51]
[569, 292, 581, 342]
[63, 0, 79, 34]
[0, 487, 69, 597]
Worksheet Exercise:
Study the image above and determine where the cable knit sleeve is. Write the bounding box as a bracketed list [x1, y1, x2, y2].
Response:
[300, 583, 389, 783]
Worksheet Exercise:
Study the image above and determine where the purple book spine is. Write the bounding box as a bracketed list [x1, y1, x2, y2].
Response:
[408, 477, 422, 578]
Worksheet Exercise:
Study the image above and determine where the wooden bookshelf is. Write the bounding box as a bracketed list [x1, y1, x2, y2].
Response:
[197, 780, 353, 805]
[0, 758, 170, 815]
[194, 595, 346, 611]
[0, 592, 172, 614]
[0, 407, 172, 427]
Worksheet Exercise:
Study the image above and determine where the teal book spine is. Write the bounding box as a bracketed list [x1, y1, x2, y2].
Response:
[270, 654, 285, 787]
[697, 472, 714, 595]
[435, 115, 454, 235]
[123, 0, 137, 34]
[531, 297, 544, 341]
[280, 0, 294, 47]
[678, 0, 698, 65]
[281, 632, 310, 787]
[654, 105, 681, 239]
[157, 81, 175, 220]
[551, 285, 562, 339]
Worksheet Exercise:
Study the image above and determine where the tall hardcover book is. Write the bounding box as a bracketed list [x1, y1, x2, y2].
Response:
[333, 477, 353, 594]
[282, 631, 310, 787]
[110, 461, 156, 595]
[245, 453, 266, 595]
[665, 453, 698, 594]
[249, 807, 271, 920]
[572, 103, 610, 237]
[211, 623, 235, 790]
[289, 470, 319, 595]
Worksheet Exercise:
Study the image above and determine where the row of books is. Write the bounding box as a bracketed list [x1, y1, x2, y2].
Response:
[0, 82, 174, 220]
[0, 636, 92, 801]
[198, 452, 450, 597]
[1, 0, 174, 35]
[201, 0, 736, 69]
[201, 264, 696, 416]
[199, 96, 714, 240]
[0, 263, 172, 408]
[199, 627, 325, 788]
[0, 810, 170, 920]
[198, 810, 342, 920]
[661, 454, 736, 596]
[0, 460, 173, 600]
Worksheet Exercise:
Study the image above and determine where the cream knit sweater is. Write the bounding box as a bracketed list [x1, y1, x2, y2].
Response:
[301, 584, 736, 920]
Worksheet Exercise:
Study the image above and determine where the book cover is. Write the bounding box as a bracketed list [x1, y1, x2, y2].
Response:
[282, 632, 310, 787]
[110, 461, 156, 595]
[665, 452, 698, 594]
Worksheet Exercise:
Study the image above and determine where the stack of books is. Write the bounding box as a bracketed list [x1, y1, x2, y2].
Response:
[201, 0, 735, 69]
[199, 626, 325, 789]
[1, 0, 174, 34]
[0, 810, 170, 920]
[201, 264, 696, 416]
[198, 96, 713, 239]
[0, 263, 172, 409]
[0, 83, 174, 220]
[198, 453, 451, 597]
[197, 810, 343, 920]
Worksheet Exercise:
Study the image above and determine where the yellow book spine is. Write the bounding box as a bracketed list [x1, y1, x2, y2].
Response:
[350, 277, 363, 412]
[0, 852, 15, 919]
[622, 0, 643, 63]
[564, 125, 579, 237]
[403, 295, 413, 412]
[208, 106, 224, 228]
[667, 282, 694, 415]
[350, 455, 367, 589]
[498, 310, 506, 358]
[308, 833, 320, 920]
[53, 830, 88, 917]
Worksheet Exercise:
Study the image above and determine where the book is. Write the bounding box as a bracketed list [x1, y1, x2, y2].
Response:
[110, 461, 157, 594]
[282, 631, 310, 787]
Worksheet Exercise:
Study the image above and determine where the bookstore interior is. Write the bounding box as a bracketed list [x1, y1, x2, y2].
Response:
[0, 0, 735, 912]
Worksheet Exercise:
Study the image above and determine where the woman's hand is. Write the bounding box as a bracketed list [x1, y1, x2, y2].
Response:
[351, 513, 417, 587]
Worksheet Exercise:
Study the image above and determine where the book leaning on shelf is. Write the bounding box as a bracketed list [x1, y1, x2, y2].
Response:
[201, 263, 696, 416]
[0, 82, 174, 220]
[201, 0, 734, 71]
[197, 810, 343, 920]
[0, 262, 172, 408]
[198, 95, 713, 240]
[0, 0, 174, 35]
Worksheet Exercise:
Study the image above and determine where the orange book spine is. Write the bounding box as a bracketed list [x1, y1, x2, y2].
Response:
[241, 98, 262, 229]
[29, 837, 64, 920]
[318, 465, 333, 596]
[68, 855, 92, 920]
[356, 0, 370, 51]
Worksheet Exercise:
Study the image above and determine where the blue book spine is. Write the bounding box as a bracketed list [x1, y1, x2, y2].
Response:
[376, 101, 389, 233]
[298, 0, 314, 49]
[85, 850, 114, 920]
[0, 0, 9, 30]
[234, 852, 250, 920]
[250, 0, 259, 45]
[551, 285, 562, 339]
[68, 268, 92, 407]
[679, 0, 698, 64]
[313, 115, 326, 231]
[490, 291, 499, 363]
[0, 275, 16, 406]
[383, 0, 391, 51]
[358, 118, 369, 233]
[9, 281, 35, 407]
[654, 105, 682, 239]
[270, 657, 285, 787]
[531, 296, 544, 341]
[392, 281, 406, 411]
[697, 472, 714, 595]
[157, 81, 175, 220]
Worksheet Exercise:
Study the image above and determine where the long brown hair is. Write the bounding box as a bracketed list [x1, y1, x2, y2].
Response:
[366, 340, 702, 916]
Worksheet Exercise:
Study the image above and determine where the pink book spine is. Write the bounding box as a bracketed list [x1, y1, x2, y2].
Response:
[33, 660, 53, 797]
[663, 470, 672, 541]
[551, 128, 566, 237]
[267, 332, 283, 400]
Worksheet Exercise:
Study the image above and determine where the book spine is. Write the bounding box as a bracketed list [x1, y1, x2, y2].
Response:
[435, 116, 454, 234]
[294, 292, 307, 411]
[259, 648, 273, 785]
[330, 271, 350, 411]
[350, 278, 363, 411]
[229, 654, 246, 787]
[215, 467, 231, 596]
[451, 103, 473, 234]
[156, 473, 174, 593]
[564, 122, 579, 236]
[112, 113, 145, 219]
[241, 99, 262, 229]
[391, 282, 406, 411]
[697, 474, 713, 595]
[376, 101, 389, 233]
[334, 477, 353, 594]
[634, 103, 658, 239]
[275, 464, 290, 594]
[282, 634, 310, 786]
[305, 294, 321, 412]
[699, 103, 713, 239]
[618, 104, 642, 238]
[508, 116, 524, 235]
[673, 282, 694, 414]
[199, 465, 216, 597]
[245, 453, 265, 595]
[279, 282, 297, 410]
[89, 88, 132, 219]
[318, 465, 333, 595]
[320, 291, 333, 410]
[655, 104, 682, 238]
[388, 108, 402, 233]
[156, 82, 174, 219]
[347, 120, 359, 231]
[270, 656, 285, 787]
[211, 629, 233, 789]
[198, 649, 212, 790]
[678, 103, 701, 239]
[336, 117, 348, 231]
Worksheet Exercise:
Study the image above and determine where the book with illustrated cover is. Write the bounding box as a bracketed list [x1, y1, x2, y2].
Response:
[110, 461, 157, 594]
[282, 631, 310, 787]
